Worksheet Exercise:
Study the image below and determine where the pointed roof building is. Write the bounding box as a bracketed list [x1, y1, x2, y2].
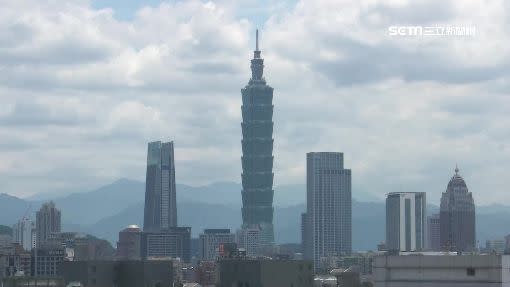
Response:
[440, 166, 476, 252]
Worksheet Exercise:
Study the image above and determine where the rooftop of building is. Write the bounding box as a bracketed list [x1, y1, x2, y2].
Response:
[446, 165, 468, 191]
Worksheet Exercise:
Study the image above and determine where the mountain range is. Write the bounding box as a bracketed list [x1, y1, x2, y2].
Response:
[1, 179, 510, 251]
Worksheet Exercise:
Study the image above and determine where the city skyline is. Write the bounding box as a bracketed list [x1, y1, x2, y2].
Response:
[0, 1, 508, 285]
[0, 0, 508, 207]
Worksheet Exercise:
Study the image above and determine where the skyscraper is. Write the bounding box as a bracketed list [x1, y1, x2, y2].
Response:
[304, 152, 351, 270]
[143, 141, 177, 231]
[240, 30, 275, 246]
[440, 166, 476, 252]
[427, 213, 440, 251]
[36, 201, 61, 248]
[385, 192, 427, 252]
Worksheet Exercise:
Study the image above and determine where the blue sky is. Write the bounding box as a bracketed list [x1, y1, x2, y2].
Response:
[91, 0, 294, 27]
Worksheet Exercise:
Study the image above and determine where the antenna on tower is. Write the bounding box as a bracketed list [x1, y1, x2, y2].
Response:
[256, 29, 259, 51]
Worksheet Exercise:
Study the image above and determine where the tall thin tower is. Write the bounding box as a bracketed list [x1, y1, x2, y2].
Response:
[143, 141, 177, 231]
[240, 30, 275, 246]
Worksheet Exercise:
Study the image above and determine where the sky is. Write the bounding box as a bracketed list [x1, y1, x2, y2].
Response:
[0, 0, 509, 204]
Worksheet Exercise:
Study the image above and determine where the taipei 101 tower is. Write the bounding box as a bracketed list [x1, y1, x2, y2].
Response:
[240, 30, 275, 246]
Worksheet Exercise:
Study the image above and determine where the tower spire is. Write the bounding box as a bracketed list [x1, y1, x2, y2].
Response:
[254, 29, 261, 59]
[455, 164, 459, 175]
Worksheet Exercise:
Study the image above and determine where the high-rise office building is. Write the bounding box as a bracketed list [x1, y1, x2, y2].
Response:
[427, 213, 440, 251]
[240, 30, 275, 246]
[440, 166, 476, 252]
[304, 152, 352, 270]
[386, 192, 427, 252]
[143, 141, 177, 231]
[36, 201, 61, 248]
[199, 229, 235, 261]
[12, 217, 34, 251]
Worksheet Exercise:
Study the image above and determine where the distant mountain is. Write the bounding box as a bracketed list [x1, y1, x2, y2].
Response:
[0, 193, 31, 225]
[50, 178, 145, 225]
[3, 179, 510, 251]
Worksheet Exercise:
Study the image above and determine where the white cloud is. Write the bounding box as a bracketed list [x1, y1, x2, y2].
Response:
[0, 0, 508, 206]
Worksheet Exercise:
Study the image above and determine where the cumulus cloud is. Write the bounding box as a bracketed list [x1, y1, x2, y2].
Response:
[0, 0, 508, 206]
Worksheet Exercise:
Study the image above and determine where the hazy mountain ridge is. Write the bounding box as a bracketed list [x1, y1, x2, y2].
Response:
[2, 179, 510, 251]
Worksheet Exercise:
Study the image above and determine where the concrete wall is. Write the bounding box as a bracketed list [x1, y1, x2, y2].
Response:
[374, 255, 510, 287]
[217, 260, 313, 287]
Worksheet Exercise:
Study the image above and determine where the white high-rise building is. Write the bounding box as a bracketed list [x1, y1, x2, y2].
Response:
[236, 228, 260, 257]
[386, 192, 427, 252]
[199, 229, 235, 260]
[303, 152, 352, 271]
[12, 217, 34, 251]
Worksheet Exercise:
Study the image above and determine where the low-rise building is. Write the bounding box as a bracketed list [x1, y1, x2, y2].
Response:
[116, 225, 141, 260]
[1, 277, 64, 287]
[373, 254, 510, 287]
[0, 244, 31, 278]
[141, 227, 191, 263]
[60, 260, 173, 287]
[217, 259, 313, 287]
[198, 229, 235, 261]
[485, 240, 505, 254]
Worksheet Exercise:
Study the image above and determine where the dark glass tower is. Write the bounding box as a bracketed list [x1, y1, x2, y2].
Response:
[143, 141, 177, 231]
[240, 30, 275, 246]
[440, 166, 476, 252]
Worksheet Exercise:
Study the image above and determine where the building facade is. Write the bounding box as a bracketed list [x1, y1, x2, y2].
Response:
[386, 192, 427, 252]
[236, 228, 260, 258]
[116, 225, 141, 260]
[427, 213, 440, 251]
[0, 245, 31, 278]
[304, 152, 352, 270]
[240, 30, 275, 246]
[485, 240, 505, 254]
[440, 167, 476, 252]
[373, 254, 510, 287]
[217, 259, 313, 287]
[12, 217, 34, 251]
[143, 141, 177, 232]
[31, 247, 65, 277]
[198, 229, 235, 261]
[36, 202, 61, 248]
[60, 260, 173, 287]
[141, 227, 191, 263]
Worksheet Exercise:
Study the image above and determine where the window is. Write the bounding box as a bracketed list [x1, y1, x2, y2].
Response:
[467, 268, 475, 276]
